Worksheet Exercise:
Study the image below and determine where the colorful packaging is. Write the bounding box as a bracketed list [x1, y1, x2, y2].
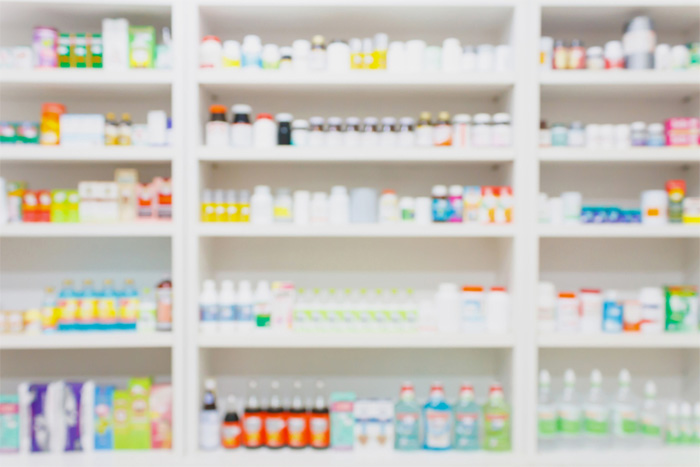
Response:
[0, 395, 20, 453]
[623, 299, 641, 332]
[129, 26, 156, 68]
[666, 180, 686, 224]
[665, 286, 699, 332]
[66, 190, 80, 223]
[33, 26, 58, 68]
[480, 186, 499, 224]
[602, 297, 623, 333]
[128, 378, 151, 449]
[683, 197, 700, 223]
[115, 168, 138, 222]
[0, 122, 16, 144]
[37, 190, 52, 222]
[94, 385, 114, 450]
[156, 178, 172, 219]
[72, 34, 88, 68]
[330, 392, 355, 450]
[375, 399, 394, 450]
[113, 390, 130, 449]
[16, 122, 40, 144]
[665, 117, 700, 146]
[22, 191, 38, 222]
[88, 34, 103, 68]
[57, 33, 71, 68]
[28, 383, 51, 452]
[149, 384, 172, 449]
[61, 382, 85, 451]
[137, 183, 155, 220]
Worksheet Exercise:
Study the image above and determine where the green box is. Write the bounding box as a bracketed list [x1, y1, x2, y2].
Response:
[72, 33, 88, 68]
[58, 34, 71, 68]
[0, 122, 16, 144]
[16, 122, 39, 144]
[330, 392, 355, 450]
[129, 26, 156, 68]
[66, 190, 80, 223]
[0, 394, 20, 453]
[665, 286, 698, 332]
[89, 34, 103, 69]
[113, 390, 131, 450]
[51, 190, 68, 223]
[128, 377, 152, 449]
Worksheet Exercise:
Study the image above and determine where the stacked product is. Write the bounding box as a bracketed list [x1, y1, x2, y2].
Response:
[540, 16, 700, 70]
[539, 118, 700, 148]
[539, 180, 700, 225]
[0, 278, 172, 335]
[0, 378, 171, 453]
[199, 379, 511, 452]
[199, 281, 511, 335]
[200, 33, 511, 73]
[537, 369, 700, 451]
[205, 105, 511, 148]
[201, 185, 513, 225]
[0, 105, 171, 147]
[538, 283, 698, 334]
[0, 22, 171, 70]
[1, 170, 172, 224]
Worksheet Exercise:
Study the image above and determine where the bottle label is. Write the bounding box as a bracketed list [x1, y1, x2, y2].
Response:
[255, 302, 270, 328]
[603, 302, 623, 332]
[640, 421, 661, 436]
[484, 412, 510, 450]
[538, 409, 557, 437]
[238, 304, 253, 324]
[395, 411, 419, 437]
[557, 407, 581, 435]
[265, 415, 286, 447]
[424, 409, 451, 448]
[200, 304, 218, 322]
[584, 407, 609, 435]
[432, 198, 450, 222]
[309, 415, 329, 448]
[455, 411, 480, 448]
[219, 304, 235, 322]
[97, 298, 116, 324]
[615, 409, 637, 436]
[221, 421, 241, 448]
[243, 414, 263, 447]
[287, 415, 308, 447]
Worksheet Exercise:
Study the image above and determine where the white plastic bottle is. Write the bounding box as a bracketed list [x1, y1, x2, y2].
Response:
[461, 286, 485, 333]
[199, 280, 219, 334]
[241, 34, 262, 68]
[639, 287, 664, 333]
[310, 192, 329, 224]
[250, 185, 273, 224]
[230, 104, 253, 147]
[612, 369, 638, 449]
[666, 403, 681, 444]
[253, 113, 277, 148]
[680, 402, 693, 444]
[538, 369, 558, 451]
[538, 282, 556, 333]
[557, 369, 582, 450]
[556, 292, 580, 333]
[218, 280, 237, 333]
[639, 381, 663, 448]
[583, 369, 611, 449]
[237, 280, 255, 333]
[435, 283, 460, 334]
[329, 186, 350, 225]
[579, 289, 602, 334]
[199, 378, 220, 450]
[254, 280, 272, 329]
[486, 286, 510, 334]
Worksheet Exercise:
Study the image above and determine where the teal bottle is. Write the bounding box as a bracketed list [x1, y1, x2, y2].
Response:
[423, 382, 452, 450]
[394, 382, 421, 450]
[454, 383, 481, 450]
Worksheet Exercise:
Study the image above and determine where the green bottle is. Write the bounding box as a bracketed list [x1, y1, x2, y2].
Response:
[483, 383, 511, 451]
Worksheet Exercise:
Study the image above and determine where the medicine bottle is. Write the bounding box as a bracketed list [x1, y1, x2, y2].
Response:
[274, 188, 293, 223]
[433, 111, 452, 146]
[310, 35, 327, 71]
[585, 124, 600, 149]
[431, 185, 449, 222]
[251, 185, 273, 224]
[399, 197, 415, 221]
[362, 38, 374, 69]
[329, 186, 350, 225]
[230, 104, 253, 147]
[553, 40, 568, 70]
[415, 111, 433, 147]
[476, 44, 494, 72]
[292, 39, 311, 72]
[462, 45, 477, 71]
[200, 36, 222, 68]
[567, 121, 585, 147]
[344, 117, 361, 147]
[206, 105, 229, 147]
[539, 120, 550, 147]
[379, 190, 399, 223]
[291, 120, 309, 147]
[326, 117, 343, 147]
[118, 113, 132, 146]
[379, 117, 397, 147]
[361, 117, 379, 147]
[550, 123, 567, 147]
[350, 38, 363, 70]
[452, 114, 471, 148]
[623, 16, 655, 70]
[276, 113, 292, 145]
[327, 40, 350, 73]
[615, 124, 630, 149]
[226, 190, 238, 222]
[492, 113, 512, 147]
[471, 113, 492, 147]
[372, 33, 388, 70]
[261, 44, 280, 70]
[239, 190, 251, 223]
[647, 123, 665, 147]
[568, 39, 585, 69]
[242, 35, 262, 69]
[308, 117, 325, 147]
[105, 112, 119, 146]
[630, 121, 647, 146]
[253, 113, 276, 148]
[586, 46, 604, 70]
[604, 41, 624, 69]
[222, 40, 241, 68]
[279, 47, 293, 70]
[397, 117, 415, 147]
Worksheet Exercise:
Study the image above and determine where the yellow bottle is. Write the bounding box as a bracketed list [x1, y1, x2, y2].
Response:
[350, 38, 363, 70]
[239, 189, 251, 223]
[362, 38, 373, 69]
[226, 190, 239, 222]
[214, 189, 227, 223]
[371, 33, 388, 70]
[201, 190, 215, 222]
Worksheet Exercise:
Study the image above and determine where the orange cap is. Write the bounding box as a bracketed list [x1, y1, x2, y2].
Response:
[462, 286, 483, 292]
[559, 292, 576, 298]
[42, 103, 66, 114]
[210, 104, 227, 114]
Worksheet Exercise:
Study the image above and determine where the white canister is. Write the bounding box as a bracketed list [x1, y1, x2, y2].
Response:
[222, 40, 241, 68]
[350, 188, 377, 224]
[556, 292, 580, 333]
[327, 40, 351, 73]
[671, 44, 690, 70]
[441, 38, 462, 72]
[471, 113, 492, 147]
[548, 197, 564, 224]
[253, 113, 277, 148]
[250, 185, 273, 224]
[494, 45, 511, 72]
[451, 114, 470, 148]
[476, 44, 494, 72]
[641, 190, 668, 225]
[387, 41, 407, 72]
[397, 117, 415, 147]
[579, 289, 603, 334]
[293, 190, 311, 225]
[361, 117, 379, 147]
[461, 286, 485, 333]
[414, 197, 432, 224]
[492, 113, 511, 147]
[200, 35, 222, 68]
[561, 191, 582, 224]
[405, 40, 426, 72]
[486, 287, 510, 334]
[230, 104, 253, 148]
[614, 124, 630, 149]
[399, 196, 415, 221]
[639, 287, 664, 333]
[329, 186, 350, 225]
[378, 190, 399, 224]
[291, 120, 309, 146]
[292, 39, 311, 72]
[436, 283, 460, 334]
[310, 192, 329, 224]
[241, 35, 262, 69]
[261, 44, 280, 69]
[654, 44, 672, 70]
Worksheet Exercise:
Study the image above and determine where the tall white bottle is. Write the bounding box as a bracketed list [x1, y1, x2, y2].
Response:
[557, 369, 582, 450]
[639, 381, 663, 448]
[612, 369, 638, 449]
[199, 280, 219, 334]
[583, 369, 611, 449]
[237, 280, 255, 333]
[218, 280, 237, 334]
[537, 370, 558, 451]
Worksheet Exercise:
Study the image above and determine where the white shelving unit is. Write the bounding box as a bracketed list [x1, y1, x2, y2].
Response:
[1, 0, 699, 466]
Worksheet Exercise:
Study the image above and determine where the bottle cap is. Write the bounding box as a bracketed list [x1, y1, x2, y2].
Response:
[256, 113, 273, 120]
[210, 104, 227, 114]
[276, 113, 293, 122]
[232, 104, 252, 114]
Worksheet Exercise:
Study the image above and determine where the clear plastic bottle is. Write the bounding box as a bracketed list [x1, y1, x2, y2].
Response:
[583, 369, 611, 449]
[612, 369, 638, 449]
[394, 382, 421, 450]
[483, 383, 511, 451]
[218, 280, 237, 333]
[199, 280, 219, 334]
[538, 369, 558, 451]
[454, 383, 481, 450]
[557, 369, 582, 450]
[666, 402, 681, 445]
[423, 382, 452, 450]
[639, 381, 663, 448]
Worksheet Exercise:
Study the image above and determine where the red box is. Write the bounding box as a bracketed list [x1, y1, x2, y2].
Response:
[665, 117, 700, 146]
[37, 190, 52, 222]
[22, 191, 38, 222]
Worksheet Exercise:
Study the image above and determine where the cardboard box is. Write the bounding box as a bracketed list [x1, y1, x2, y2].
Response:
[149, 384, 172, 449]
[103, 18, 129, 71]
[94, 385, 114, 450]
[88, 34, 103, 68]
[330, 392, 355, 450]
[58, 34, 71, 68]
[0, 394, 20, 453]
[129, 26, 156, 68]
[128, 378, 152, 449]
[113, 390, 130, 449]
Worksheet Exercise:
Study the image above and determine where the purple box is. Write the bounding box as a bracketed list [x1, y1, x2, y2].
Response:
[29, 384, 50, 452]
[62, 382, 83, 451]
[33, 27, 58, 68]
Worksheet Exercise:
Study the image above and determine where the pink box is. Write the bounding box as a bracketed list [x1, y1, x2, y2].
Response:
[665, 117, 700, 146]
[149, 384, 172, 449]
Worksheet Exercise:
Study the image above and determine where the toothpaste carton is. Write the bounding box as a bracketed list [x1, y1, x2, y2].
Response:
[94, 385, 114, 450]
[330, 392, 355, 450]
[0, 394, 20, 453]
[149, 383, 172, 449]
[128, 378, 152, 449]
[113, 390, 130, 449]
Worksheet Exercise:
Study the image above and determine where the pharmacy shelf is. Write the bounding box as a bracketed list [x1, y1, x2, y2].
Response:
[0, 451, 181, 467]
[191, 450, 517, 467]
[538, 148, 700, 164]
[538, 333, 700, 349]
[538, 224, 700, 239]
[198, 333, 515, 349]
[0, 332, 174, 350]
[197, 223, 516, 238]
[533, 448, 700, 467]
[0, 223, 174, 238]
[539, 71, 700, 99]
[197, 147, 515, 163]
[0, 145, 174, 163]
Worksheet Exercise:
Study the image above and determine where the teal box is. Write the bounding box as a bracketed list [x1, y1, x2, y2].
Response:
[94, 385, 115, 450]
[330, 392, 356, 450]
[0, 394, 20, 453]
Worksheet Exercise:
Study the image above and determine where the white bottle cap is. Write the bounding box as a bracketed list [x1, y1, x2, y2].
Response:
[276, 113, 293, 122]
[432, 185, 447, 196]
[232, 104, 252, 114]
[399, 117, 415, 125]
[331, 185, 348, 196]
[590, 369, 602, 386]
[381, 116, 396, 125]
[449, 185, 463, 196]
[346, 117, 360, 126]
[453, 114, 471, 123]
[493, 113, 510, 124]
[474, 113, 491, 124]
[327, 116, 343, 126]
[564, 369, 576, 386]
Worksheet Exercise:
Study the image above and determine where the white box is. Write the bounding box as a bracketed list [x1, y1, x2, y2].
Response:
[59, 114, 105, 147]
[147, 110, 167, 146]
[102, 18, 129, 71]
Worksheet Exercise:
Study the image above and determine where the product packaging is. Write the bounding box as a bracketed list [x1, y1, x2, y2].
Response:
[102, 18, 129, 71]
[113, 390, 130, 449]
[665, 118, 700, 146]
[129, 26, 156, 68]
[683, 197, 700, 223]
[330, 392, 355, 450]
[128, 378, 152, 449]
[0, 394, 20, 453]
[149, 383, 172, 449]
[94, 385, 115, 450]
[665, 286, 698, 332]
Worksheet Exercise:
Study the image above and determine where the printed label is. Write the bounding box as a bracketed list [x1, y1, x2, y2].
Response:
[219, 304, 235, 322]
[200, 304, 218, 322]
[538, 409, 557, 436]
[238, 304, 253, 324]
[243, 415, 263, 447]
[287, 415, 307, 447]
[557, 407, 581, 435]
[424, 409, 451, 448]
[584, 407, 609, 435]
[265, 415, 286, 447]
